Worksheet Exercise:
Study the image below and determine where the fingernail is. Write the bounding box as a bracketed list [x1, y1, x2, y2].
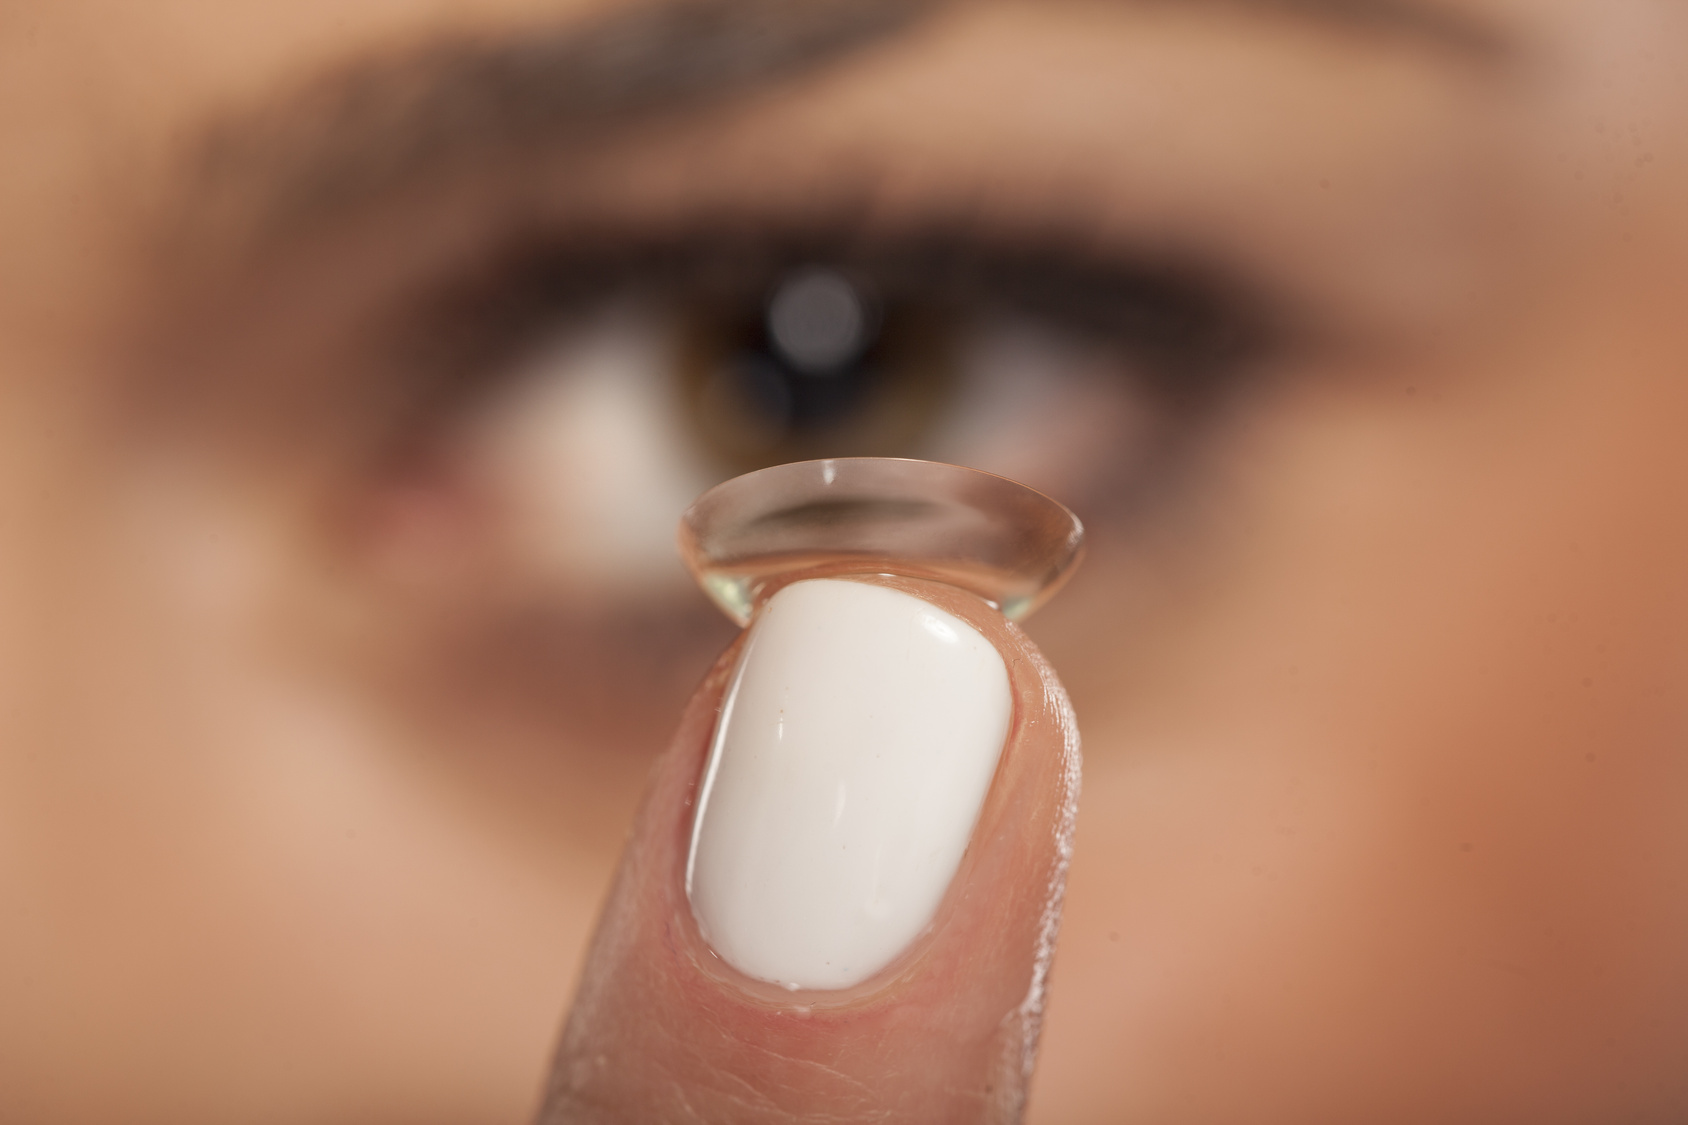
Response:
[686, 578, 1013, 991]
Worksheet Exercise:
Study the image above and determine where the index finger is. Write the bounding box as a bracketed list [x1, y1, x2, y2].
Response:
[538, 573, 1080, 1123]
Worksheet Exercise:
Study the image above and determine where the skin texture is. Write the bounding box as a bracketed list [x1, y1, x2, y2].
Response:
[4, 0, 1688, 1122]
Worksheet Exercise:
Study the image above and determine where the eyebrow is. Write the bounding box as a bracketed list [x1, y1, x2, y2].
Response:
[190, 0, 939, 248]
[186, 0, 1509, 252]
[1193, 0, 1507, 59]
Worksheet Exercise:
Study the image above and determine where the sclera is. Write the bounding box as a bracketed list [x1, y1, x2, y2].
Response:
[678, 457, 1084, 626]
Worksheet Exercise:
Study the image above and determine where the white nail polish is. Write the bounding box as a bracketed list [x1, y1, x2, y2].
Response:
[687, 578, 1012, 991]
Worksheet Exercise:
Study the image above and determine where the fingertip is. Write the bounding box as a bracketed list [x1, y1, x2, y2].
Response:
[541, 575, 1079, 1124]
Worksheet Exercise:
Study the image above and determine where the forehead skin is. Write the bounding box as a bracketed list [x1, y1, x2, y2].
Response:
[6, 2, 1688, 1125]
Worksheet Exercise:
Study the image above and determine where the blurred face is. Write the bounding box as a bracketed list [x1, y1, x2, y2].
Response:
[5, 0, 1688, 1122]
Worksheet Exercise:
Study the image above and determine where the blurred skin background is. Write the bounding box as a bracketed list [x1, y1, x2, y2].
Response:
[5, 0, 1688, 1121]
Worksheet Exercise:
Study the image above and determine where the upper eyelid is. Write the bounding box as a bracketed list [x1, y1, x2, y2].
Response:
[387, 217, 1289, 397]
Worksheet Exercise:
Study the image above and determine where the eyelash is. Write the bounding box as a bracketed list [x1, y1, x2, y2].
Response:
[382, 219, 1284, 432]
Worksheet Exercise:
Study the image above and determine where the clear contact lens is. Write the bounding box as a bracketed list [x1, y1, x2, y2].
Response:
[679, 457, 1084, 626]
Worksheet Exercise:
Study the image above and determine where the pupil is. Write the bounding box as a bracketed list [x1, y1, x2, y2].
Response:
[718, 268, 882, 447]
[766, 268, 871, 373]
[682, 265, 951, 470]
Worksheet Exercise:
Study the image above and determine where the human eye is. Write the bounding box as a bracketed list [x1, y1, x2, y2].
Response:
[364, 225, 1281, 615]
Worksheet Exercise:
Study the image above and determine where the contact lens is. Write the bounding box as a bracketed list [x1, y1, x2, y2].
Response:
[678, 457, 1084, 625]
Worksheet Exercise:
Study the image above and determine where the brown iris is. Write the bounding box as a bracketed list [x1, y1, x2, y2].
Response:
[676, 266, 956, 472]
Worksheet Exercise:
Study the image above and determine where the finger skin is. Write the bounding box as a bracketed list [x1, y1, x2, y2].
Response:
[537, 574, 1080, 1124]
